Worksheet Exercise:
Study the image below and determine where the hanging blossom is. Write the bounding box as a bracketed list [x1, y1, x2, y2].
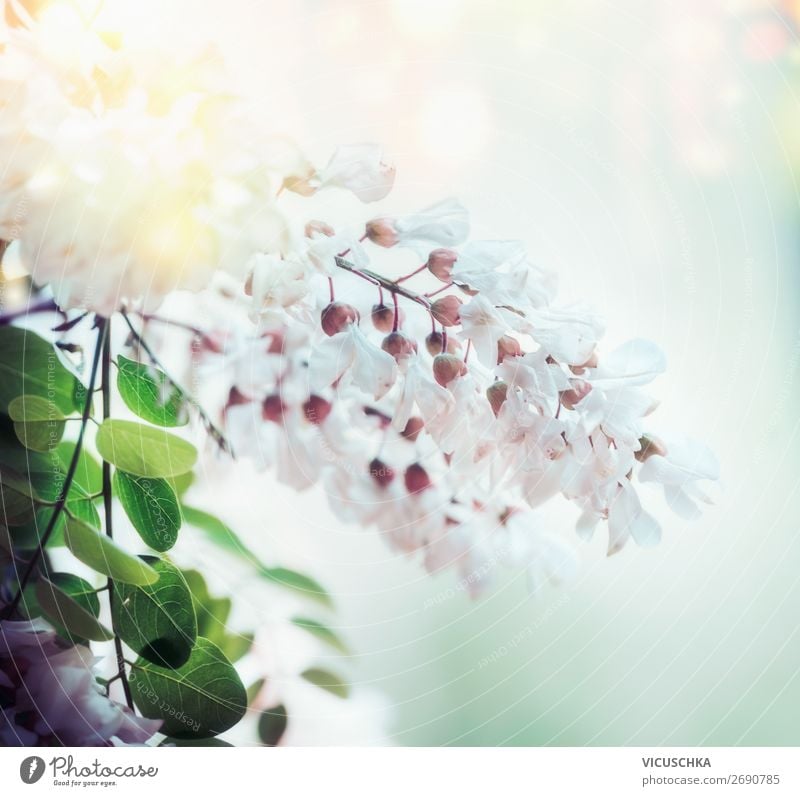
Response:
[0, 618, 161, 746]
[151, 179, 719, 597]
[0, 6, 309, 316]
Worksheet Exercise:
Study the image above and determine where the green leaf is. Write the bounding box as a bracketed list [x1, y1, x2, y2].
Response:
[246, 678, 265, 705]
[258, 704, 288, 746]
[0, 326, 81, 413]
[35, 576, 112, 642]
[181, 569, 231, 649]
[95, 419, 197, 478]
[64, 516, 159, 585]
[8, 395, 66, 422]
[291, 617, 349, 654]
[181, 506, 332, 607]
[159, 737, 233, 747]
[57, 442, 102, 495]
[130, 637, 247, 739]
[300, 668, 349, 699]
[170, 471, 194, 498]
[112, 557, 197, 668]
[113, 471, 181, 552]
[117, 355, 187, 427]
[219, 632, 253, 663]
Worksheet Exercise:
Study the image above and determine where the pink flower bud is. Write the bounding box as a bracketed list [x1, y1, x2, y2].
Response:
[303, 394, 332, 425]
[371, 303, 404, 333]
[486, 381, 509, 416]
[369, 458, 395, 488]
[381, 331, 417, 362]
[635, 434, 668, 462]
[559, 379, 592, 410]
[365, 217, 399, 247]
[262, 394, 286, 422]
[430, 295, 462, 327]
[426, 248, 458, 282]
[404, 463, 431, 494]
[496, 335, 522, 364]
[570, 348, 599, 375]
[401, 416, 425, 442]
[321, 302, 359, 336]
[305, 219, 335, 238]
[433, 353, 467, 387]
[425, 331, 461, 356]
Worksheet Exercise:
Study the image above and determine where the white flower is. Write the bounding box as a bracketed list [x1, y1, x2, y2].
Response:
[607, 479, 662, 553]
[315, 143, 395, 202]
[458, 294, 509, 366]
[587, 339, 667, 388]
[638, 434, 720, 519]
[246, 253, 312, 314]
[520, 306, 605, 365]
[367, 198, 470, 253]
[309, 325, 398, 400]
[498, 349, 570, 414]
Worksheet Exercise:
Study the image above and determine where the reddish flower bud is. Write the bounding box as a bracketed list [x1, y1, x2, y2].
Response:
[433, 353, 467, 387]
[303, 394, 332, 425]
[401, 416, 425, 442]
[404, 462, 431, 494]
[426, 248, 458, 282]
[321, 302, 359, 336]
[225, 386, 251, 410]
[381, 331, 417, 362]
[305, 219, 335, 238]
[425, 330, 461, 356]
[371, 303, 404, 333]
[635, 434, 668, 462]
[486, 381, 509, 416]
[262, 394, 286, 422]
[570, 348, 599, 375]
[264, 331, 285, 355]
[369, 458, 395, 488]
[430, 295, 462, 327]
[365, 217, 398, 247]
[496, 335, 522, 364]
[559, 379, 592, 410]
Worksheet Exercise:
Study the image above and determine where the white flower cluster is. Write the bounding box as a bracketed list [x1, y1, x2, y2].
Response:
[179, 172, 719, 596]
[0, 618, 160, 745]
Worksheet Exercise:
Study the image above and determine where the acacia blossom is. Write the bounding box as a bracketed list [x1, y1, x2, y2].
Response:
[0, 618, 161, 746]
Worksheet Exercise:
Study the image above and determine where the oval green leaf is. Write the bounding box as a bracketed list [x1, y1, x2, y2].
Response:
[112, 557, 197, 668]
[0, 327, 81, 413]
[35, 576, 112, 642]
[95, 419, 197, 478]
[64, 516, 159, 585]
[114, 471, 181, 552]
[258, 704, 288, 746]
[291, 617, 350, 654]
[117, 356, 188, 427]
[130, 637, 247, 739]
[300, 667, 350, 699]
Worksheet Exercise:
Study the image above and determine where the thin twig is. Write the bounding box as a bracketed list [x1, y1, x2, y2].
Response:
[119, 309, 234, 457]
[99, 316, 134, 710]
[334, 256, 432, 314]
[1, 320, 106, 619]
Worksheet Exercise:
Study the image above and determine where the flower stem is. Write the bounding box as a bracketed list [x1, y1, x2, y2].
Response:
[335, 256, 432, 314]
[394, 263, 427, 284]
[1, 319, 106, 619]
[99, 316, 134, 710]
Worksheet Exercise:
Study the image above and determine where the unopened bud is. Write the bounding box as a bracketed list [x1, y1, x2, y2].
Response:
[433, 353, 467, 387]
[496, 335, 522, 364]
[365, 217, 398, 247]
[303, 394, 332, 425]
[404, 463, 431, 494]
[369, 458, 395, 488]
[430, 295, 462, 327]
[570, 348, 599, 375]
[371, 303, 404, 333]
[425, 330, 461, 356]
[262, 394, 286, 422]
[635, 434, 668, 462]
[426, 248, 458, 282]
[560, 379, 592, 410]
[321, 301, 359, 336]
[381, 331, 417, 362]
[305, 219, 335, 238]
[401, 416, 424, 442]
[486, 381, 509, 416]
